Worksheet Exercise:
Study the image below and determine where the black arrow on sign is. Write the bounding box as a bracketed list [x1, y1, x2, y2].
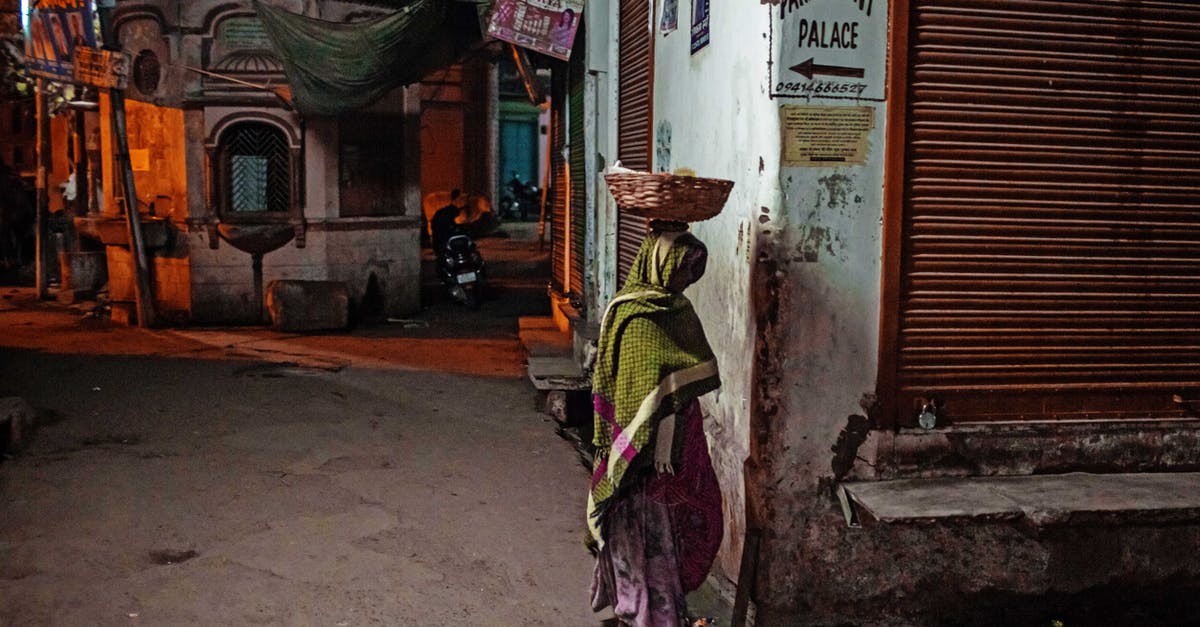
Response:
[789, 58, 865, 79]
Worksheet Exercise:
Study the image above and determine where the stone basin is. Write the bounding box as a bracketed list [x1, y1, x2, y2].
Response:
[73, 215, 170, 249]
[216, 223, 295, 256]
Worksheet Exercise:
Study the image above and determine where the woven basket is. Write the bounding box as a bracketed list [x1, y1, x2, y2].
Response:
[604, 171, 734, 222]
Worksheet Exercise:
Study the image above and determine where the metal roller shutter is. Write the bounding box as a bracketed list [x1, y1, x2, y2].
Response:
[894, 0, 1200, 424]
[616, 0, 652, 283]
[569, 42, 587, 301]
[550, 68, 568, 294]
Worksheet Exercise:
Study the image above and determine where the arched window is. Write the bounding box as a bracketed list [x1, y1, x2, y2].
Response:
[132, 50, 161, 95]
[217, 121, 290, 216]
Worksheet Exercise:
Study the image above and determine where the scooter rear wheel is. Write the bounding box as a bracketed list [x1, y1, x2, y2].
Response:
[462, 283, 480, 310]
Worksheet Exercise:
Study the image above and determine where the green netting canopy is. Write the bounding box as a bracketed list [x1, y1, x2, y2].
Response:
[253, 0, 448, 116]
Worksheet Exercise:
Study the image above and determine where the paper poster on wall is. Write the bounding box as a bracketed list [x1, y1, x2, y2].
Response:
[770, 0, 886, 102]
[690, 0, 710, 53]
[780, 105, 874, 167]
[661, 0, 679, 34]
[488, 0, 583, 61]
[129, 149, 151, 172]
[24, 0, 98, 81]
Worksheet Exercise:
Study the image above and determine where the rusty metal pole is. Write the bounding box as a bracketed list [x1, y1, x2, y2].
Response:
[97, 0, 155, 327]
[34, 80, 51, 299]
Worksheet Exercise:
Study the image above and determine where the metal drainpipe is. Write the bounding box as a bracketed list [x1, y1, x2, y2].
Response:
[97, 0, 156, 327]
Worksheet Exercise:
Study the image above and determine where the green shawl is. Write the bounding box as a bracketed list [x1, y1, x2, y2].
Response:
[586, 230, 720, 545]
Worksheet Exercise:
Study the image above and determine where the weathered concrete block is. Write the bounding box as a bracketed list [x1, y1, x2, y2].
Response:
[58, 251, 107, 299]
[105, 245, 135, 302]
[1, 397, 36, 455]
[265, 280, 349, 332]
[109, 302, 138, 326]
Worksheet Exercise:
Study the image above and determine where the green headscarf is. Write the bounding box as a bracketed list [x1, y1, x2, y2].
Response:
[587, 229, 720, 545]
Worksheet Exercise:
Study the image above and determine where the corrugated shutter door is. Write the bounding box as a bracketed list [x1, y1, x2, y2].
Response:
[896, 0, 1200, 423]
[616, 0, 652, 282]
[550, 69, 568, 294]
[569, 44, 586, 300]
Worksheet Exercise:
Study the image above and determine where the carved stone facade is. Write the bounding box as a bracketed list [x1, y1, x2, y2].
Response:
[79, 0, 434, 323]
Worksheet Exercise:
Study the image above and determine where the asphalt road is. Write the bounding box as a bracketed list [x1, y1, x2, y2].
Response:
[0, 223, 610, 625]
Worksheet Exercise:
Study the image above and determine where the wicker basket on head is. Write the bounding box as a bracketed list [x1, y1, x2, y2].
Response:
[604, 171, 734, 222]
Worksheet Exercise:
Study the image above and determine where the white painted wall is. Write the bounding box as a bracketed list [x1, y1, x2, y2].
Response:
[646, 0, 889, 586]
[645, 0, 781, 580]
[589, 0, 620, 314]
[765, 0, 887, 511]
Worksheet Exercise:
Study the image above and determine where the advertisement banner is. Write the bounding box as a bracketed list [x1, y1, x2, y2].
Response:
[487, 0, 583, 61]
[25, 0, 98, 81]
[690, 0, 710, 54]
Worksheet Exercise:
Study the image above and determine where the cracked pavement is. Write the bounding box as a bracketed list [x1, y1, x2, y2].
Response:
[0, 228, 609, 625]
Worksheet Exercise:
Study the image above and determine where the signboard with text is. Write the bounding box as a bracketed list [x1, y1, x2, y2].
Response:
[780, 105, 874, 166]
[770, 0, 886, 102]
[487, 0, 583, 61]
[24, 0, 98, 81]
[691, 0, 710, 54]
[74, 46, 130, 90]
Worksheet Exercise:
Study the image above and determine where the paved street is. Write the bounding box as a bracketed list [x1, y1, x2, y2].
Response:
[0, 224, 612, 625]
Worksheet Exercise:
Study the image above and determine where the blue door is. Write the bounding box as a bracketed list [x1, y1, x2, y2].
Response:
[499, 118, 538, 202]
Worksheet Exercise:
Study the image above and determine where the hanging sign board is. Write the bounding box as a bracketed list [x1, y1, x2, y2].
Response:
[74, 47, 130, 90]
[24, 0, 98, 81]
[487, 0, 583, 61]
[770, 0, 887, 102]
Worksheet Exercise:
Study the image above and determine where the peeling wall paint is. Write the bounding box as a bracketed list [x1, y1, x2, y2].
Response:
[646, 0, 889, 606]
[618, 1, 1200, 623]
[743, 2, 887, 619]
[651, 0, 779, 581]
[655, 119, 672, 172]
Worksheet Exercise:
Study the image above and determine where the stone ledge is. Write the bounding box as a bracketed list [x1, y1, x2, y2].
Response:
[265, 280, 349, 331]
[872, 420, 1200, 479]
[839, 472, 1200, 529]
[526, 356, 590, 391]
[518, 316, 573, 358]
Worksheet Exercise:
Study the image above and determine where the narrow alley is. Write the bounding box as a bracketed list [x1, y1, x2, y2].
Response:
[0, 225, 609, 625]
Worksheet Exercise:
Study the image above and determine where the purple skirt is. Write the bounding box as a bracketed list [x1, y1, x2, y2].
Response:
[591, 401, 724, 626]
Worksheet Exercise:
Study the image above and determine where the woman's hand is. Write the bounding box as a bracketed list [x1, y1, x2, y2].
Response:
[654, 414, 676, 474]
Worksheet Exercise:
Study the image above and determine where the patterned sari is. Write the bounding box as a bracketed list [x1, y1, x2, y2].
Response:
[588, 230, 724, 626]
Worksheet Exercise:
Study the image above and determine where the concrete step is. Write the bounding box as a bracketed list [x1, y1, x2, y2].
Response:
[527, 356, 590, 391]
[840, 471, 1200, 529]
[518, 316, 572, 358]
[519, 316, 589, 392]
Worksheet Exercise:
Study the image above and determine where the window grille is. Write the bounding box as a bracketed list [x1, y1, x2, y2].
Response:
[220, 122, 290, 214]
[133, 50, 161, 95]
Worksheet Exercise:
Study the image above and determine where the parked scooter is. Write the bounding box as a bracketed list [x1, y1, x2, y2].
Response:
[437, 229, 486, 308]
[498, 173, 541, 221]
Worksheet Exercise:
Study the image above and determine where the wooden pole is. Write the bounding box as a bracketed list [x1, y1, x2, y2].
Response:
[97, 0, 155, 327]
[74, 109, 89, 219]
[34, 79, 50, 299]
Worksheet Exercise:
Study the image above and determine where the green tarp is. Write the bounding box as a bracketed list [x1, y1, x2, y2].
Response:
[253, 0, 447, 116]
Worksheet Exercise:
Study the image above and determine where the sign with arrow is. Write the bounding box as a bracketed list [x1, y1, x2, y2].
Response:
[770, 0, 886, 101]
[789, 58, 864, 80]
